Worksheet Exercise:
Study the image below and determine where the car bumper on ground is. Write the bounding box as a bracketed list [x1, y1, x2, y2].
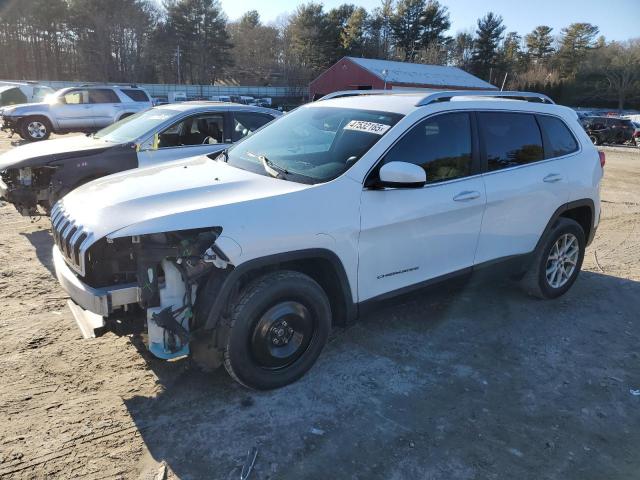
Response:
[53, 245, 140, 337]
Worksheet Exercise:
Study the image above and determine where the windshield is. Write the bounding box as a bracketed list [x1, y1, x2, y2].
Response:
[94, 108, 178, 143]
[226, 106, 402, 184]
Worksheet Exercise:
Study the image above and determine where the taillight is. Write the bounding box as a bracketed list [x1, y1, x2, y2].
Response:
[598, 151, 606, 168]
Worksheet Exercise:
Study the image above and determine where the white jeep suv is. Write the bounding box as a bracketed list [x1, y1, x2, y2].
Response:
[51, 90, 603, 390]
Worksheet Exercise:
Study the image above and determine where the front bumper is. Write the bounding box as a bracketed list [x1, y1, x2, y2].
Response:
[0, 177, 7, 200]
[0, 178, 44, 215]
[53, 245, 140, 317]
[1, 115, 20, 132]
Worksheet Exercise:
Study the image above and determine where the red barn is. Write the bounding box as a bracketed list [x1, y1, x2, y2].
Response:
[309, 57, 497, 100]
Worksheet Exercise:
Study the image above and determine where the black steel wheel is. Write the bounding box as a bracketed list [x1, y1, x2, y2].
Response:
[223, 270, 331, 390]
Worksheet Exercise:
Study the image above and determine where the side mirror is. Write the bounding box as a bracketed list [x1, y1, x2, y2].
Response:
[378, 161, 426, 188]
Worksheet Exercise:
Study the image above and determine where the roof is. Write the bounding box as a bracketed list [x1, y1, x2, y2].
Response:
[346, 57, 496, 90]
[158, 102, 281, 115]
[307, 91, 569, 118]
[311, 93, 427, 115]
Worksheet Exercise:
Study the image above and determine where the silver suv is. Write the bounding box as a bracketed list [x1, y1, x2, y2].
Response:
[1, 85, 152, 141]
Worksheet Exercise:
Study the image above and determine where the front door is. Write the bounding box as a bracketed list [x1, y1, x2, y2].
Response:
[137, 112, 229, 167]
[358, 112, 486, 301]
[53, 89, 93, 129]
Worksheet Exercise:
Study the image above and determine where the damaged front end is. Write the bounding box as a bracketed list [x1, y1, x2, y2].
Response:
[52, 220, 233, 361]
[0, 166, 56, 215]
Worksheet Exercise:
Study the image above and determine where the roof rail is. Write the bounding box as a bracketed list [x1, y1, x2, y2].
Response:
[317, 90, 392, 101]
[416, 90, 554, 106]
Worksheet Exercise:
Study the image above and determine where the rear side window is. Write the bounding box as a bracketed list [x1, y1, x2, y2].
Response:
[0, 87, 27, 106]
[120, 89, 150, 102]
[89, 89, 120, 104]
[232, 112, 275, 141]
[479, 112, 544, 171]
[383, 112, 472, 184]
[537, 115, 579, 158]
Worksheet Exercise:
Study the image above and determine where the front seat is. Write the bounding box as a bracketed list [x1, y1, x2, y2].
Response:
[208, 123, 222, 143]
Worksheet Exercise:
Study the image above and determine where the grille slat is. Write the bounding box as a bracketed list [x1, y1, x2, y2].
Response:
[50, 209, 89, 276]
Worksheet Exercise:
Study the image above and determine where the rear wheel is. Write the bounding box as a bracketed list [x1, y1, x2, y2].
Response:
[223, 270, 331, 390]
[20, 116, 51, 141]
[521, 218, 585, 299]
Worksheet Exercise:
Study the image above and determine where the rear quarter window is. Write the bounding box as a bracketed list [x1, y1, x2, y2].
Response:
[120, 89, 150, 102]
[537, 115, 579, 158]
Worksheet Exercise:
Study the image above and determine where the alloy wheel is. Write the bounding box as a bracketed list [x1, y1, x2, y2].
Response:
[545, 233, 580, 289]
[27, 121, 47, 139]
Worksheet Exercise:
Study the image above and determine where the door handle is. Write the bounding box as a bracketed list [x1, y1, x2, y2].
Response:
[453, 191, 481, 202]
[543, 173, 562, 183]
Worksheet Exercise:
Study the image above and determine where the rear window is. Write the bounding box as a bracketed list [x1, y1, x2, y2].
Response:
[479, 112, 544, 171]
[537, 115, 579, 158]
[120, 89, 150, 102]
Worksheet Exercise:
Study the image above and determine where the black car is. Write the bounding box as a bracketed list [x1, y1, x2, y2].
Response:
[0, 102, 280, 215]
[581, 116, 635, 145]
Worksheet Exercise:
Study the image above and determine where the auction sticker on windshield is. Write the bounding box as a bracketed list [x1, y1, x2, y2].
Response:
[344, 120, 391, 135]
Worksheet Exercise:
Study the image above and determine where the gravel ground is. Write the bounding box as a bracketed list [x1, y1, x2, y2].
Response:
[0, 134, 639, 480]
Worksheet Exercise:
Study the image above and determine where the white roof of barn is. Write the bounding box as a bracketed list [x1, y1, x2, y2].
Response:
[346, 57, 497, 90]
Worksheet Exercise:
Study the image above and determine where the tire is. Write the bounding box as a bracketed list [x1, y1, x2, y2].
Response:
[521, 218, 586, 299]
[589, 134, 599, 146]
[20, 116, 51, 141]
[222, 270, 331, 390]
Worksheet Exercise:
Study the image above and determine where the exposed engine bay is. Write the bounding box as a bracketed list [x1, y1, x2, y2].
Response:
[62, 228, 231, 361]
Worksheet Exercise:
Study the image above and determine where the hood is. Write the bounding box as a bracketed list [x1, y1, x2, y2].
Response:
[58, 156, 310, 241]
[0, 135, 115, 170]
[2, 102, 49, 116]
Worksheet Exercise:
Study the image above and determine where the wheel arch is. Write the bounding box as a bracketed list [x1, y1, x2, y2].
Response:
[536, 199, 595, 252]
[199, 248, 356, 334]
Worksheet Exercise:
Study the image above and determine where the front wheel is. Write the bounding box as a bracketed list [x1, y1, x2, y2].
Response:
[20, 117, 51, 141]
[223, 270, 331, 390]
[521, 218, 586, 299]
[589, 134, 599, 146]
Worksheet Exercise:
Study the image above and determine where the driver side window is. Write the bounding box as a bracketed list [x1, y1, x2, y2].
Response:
[158, 113, 225, 148]
[382, 112, 473, 184]
[61, 90, 88, 105]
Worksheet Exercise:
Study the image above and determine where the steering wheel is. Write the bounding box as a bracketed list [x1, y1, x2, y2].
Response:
[202, 136, 217, 144]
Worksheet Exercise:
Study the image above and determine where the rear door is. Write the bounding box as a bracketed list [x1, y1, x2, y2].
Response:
[474, 111, 574, 264]
[88, 89, 121, 128]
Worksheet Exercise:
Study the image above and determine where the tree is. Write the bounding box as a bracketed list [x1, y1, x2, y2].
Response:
[471, 12, 506, 82]
[587, 39, 640, 109]
[502, 31, 523, 71]
[368, 0, 394, 59]
[391, 0, 426, 61]
[556, 22, 599, 77]
[227, 11, 279, 85]
[449, 31, 474, 70]
[341, 7, 368, 57]
[164, 0, 232, 84]
[419, 0, 451, 48]
[525, 25, 554, 64]
[285, 3, 334, 82]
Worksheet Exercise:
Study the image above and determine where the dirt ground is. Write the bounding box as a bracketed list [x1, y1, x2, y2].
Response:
[0, 133, 639, 480]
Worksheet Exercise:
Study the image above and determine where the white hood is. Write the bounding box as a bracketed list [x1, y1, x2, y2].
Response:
[58, 155, 310, 241]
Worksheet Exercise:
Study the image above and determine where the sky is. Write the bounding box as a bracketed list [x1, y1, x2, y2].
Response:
[217, 0, 639, 42]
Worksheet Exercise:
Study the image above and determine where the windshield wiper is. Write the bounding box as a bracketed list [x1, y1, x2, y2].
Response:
[247, 151, 289, 179]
